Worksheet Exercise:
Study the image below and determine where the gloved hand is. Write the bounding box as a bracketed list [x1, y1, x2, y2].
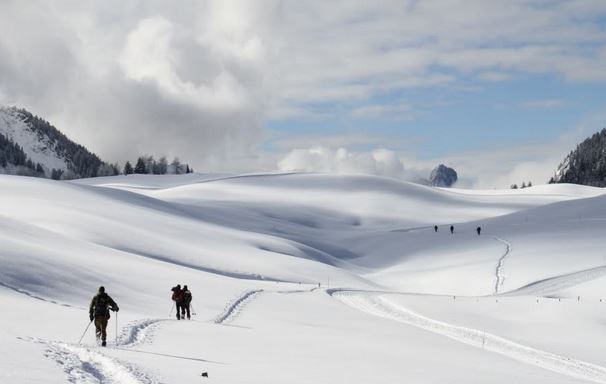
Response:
[89, 314, 94, 321]
[113, 307, 119, 312]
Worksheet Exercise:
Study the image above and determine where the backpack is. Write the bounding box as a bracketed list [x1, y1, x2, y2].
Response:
[94, 294, 111, 318]
[172, 289, 184, 302]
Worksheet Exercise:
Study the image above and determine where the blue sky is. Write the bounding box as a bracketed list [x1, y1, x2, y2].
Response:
[268, 73, 606, 158]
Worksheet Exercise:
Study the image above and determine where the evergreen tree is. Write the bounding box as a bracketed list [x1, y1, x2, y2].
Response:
[170, 157, 183, 174]
[123, 161, 134, 175]
[521, 182, 526, 189]
[510, 184, 518, 189]
[134, 157, 147, 174]
[528, 181, 532, 187]
[155, 156, 168, 174]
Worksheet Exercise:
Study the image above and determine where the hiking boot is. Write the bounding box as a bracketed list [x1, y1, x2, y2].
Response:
[101, 341, 107, 347]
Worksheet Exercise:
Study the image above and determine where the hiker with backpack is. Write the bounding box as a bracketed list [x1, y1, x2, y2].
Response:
[182, 285, 193, 320]
[171, 284, 186, 320]
[89, 286, 119, 347]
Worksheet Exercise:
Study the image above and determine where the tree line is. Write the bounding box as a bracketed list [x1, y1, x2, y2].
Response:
[123, 156, 193, 175]
[510, 181, 533, 189]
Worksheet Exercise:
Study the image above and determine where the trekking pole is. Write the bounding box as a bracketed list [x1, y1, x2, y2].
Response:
[78, 320, 93, 344]
[169, 302, 175, 317]
[191, 303, 197, 316]
[115, 312, 119, 346]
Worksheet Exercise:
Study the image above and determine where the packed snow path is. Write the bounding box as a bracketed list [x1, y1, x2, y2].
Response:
[493, 237, 511, 295]
[39, 339, 160, 384]
[330, 290, 606, 384]
[213, 289, 264, 324]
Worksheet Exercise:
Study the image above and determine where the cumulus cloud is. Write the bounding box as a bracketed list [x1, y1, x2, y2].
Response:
[278, 147, 428, 181]
[0, 0, 605, 173]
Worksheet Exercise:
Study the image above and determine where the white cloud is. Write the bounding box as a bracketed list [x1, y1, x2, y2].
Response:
[278, 147, 405, 178]
[0, 0, 605, 172]
[522, 99, 565, 109]
[350, 102, 414, 120]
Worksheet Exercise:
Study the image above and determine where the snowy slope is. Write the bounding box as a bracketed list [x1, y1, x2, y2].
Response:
[2, 173, 606, 383]
[0, 106, 69, 174]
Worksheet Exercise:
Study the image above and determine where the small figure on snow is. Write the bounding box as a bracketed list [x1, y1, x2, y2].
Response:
[171, 284, 185, 320]
[477, 226, 482, 236]
[434, 225, 438, 232]
[89, 286, 119, 347]
[450, 225, 454, 234]
[182, 285, 193, 320]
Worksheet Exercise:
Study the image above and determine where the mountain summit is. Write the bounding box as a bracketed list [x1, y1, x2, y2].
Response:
[0, 106, 105, 179]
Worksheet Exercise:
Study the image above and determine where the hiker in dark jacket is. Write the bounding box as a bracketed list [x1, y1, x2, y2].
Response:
[450, 225, 454, 234]
[171, 284, 185, 320]
[89, 286, 119, 347]
[477, 226, 482, 235]
[434, 225, 438, 232]
[182, 285, 193, 320]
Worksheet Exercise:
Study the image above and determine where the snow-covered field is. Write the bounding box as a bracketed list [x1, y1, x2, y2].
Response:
[1, 173, 606, 383]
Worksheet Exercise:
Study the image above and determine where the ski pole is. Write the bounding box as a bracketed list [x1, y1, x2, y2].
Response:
[190, 303, 197, 316]
[78, 320, 93, 344]
[115, 312, 118, 346]
[169, 302, 174, 317]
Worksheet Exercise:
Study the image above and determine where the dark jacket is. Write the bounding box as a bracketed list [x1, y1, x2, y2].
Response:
[183, 289, 192, 304]
[89, 292, 118, 319]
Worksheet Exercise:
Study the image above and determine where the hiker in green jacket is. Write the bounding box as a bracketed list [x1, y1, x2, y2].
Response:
[89, 286, 119, 346]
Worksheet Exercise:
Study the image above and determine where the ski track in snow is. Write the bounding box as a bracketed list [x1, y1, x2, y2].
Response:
[213, 286, 317, 324]
[330, 290, 606, 384]
[492, 236, 511, 295]
[213, 289, 264, 324]
[117, 319, 165, 347]
[31, 337, 161, 384]
[29, 318, 166, 383]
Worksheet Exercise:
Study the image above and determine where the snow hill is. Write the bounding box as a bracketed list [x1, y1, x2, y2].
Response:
[1, 173, 606, 383]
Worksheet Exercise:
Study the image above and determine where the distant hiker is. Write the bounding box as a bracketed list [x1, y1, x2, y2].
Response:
[89, 286, 119, 347]
[450, 225, 454, 234]
[434, 225, 438, 232]
[182, 285, 193, 320]
[171, 284, 185, 320]
[477, 226, 482, 235]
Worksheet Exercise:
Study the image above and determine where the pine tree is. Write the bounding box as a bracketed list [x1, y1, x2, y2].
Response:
[528, 181, 532, 187]
[510, 184, 518, 189]
[521, 182, 526, 189]
[123, 161, 134, 175]
[134, 157, 147, 174]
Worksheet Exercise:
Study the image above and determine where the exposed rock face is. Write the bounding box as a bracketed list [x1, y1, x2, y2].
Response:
[429, 164, 458, 187]
[550, 128, 606, 187]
